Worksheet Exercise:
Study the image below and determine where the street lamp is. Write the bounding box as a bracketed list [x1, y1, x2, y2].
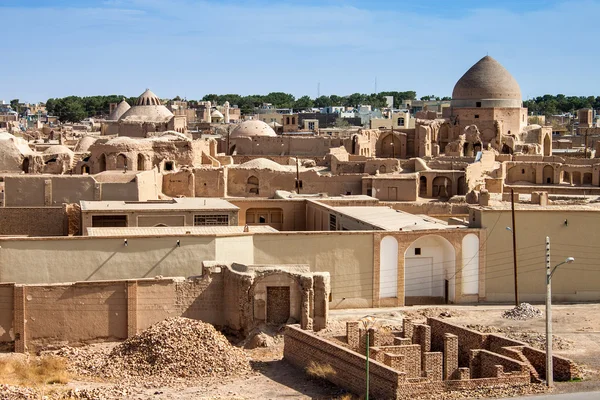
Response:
[545, 246, 575, 388]
[361, 316, 376, 400]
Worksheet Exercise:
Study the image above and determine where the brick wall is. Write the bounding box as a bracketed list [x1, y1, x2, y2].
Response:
[0, 207, 66, 236]
[284, 325, 403, 399]
[428, 317, 487, 367]
[521, 346, 580, 381]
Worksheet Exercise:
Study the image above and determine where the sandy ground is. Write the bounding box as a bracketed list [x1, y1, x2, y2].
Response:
[2, 303, 600, 399]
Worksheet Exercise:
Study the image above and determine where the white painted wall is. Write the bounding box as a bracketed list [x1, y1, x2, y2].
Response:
[461, 234, 480, 295]
[379, 236, 398, 298]
[405, 235, 455, 300]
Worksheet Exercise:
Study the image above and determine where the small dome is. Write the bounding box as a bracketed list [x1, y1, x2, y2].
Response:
[451, 56, 522, 108]
[136, 89, 162, 106]
[108, 99, 131, 121]
[43, 145, 73, 155]
[74, 136, 98, 152]
[230, 120, 277, 139]
[211, 110, 224, 119]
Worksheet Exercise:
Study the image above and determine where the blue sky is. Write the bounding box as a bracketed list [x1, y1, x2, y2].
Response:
[1, 0, 599, 103]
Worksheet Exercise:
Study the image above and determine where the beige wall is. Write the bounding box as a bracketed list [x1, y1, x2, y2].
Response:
[229, 198, 306, 231]
[472, 208, 600, 302]
[253, 233, 374, 308]
[0, 236, 216, 284]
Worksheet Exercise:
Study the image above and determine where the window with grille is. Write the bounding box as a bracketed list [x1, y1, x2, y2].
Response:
[329, 214, 337, 231]
[194, 214, 229, 226]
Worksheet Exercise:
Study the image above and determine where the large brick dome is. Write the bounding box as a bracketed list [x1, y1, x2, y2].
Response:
[451, 56, 522, 108]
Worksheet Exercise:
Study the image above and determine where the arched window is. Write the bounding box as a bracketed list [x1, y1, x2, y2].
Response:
[248, 175, 259, 195]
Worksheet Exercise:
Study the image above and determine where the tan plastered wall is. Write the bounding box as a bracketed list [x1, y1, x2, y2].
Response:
[252, 232, 374, 308]
[229, 198, 307, 231]
[26, 282, 128, 347]
[0, 236, 216, 284]
[136, 169, 162, 201]
[215, 235, 254, 265]
[476, 208, 600, 302]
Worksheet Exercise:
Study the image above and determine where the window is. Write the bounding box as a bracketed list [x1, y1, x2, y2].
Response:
[295, 180, 303, 189]
[194, 214, 229, 226]
[92, 215, 127, 227]
[415, 247, 422, 255]
[522, 169, 525, 174]
[474, 115, 479, 119]
[329, 214, 337, 231]
[165, 161, 174, 171]
[308, 122, 315, 130]
[476, 102, 481, 108]
[397, 117, 405, 126]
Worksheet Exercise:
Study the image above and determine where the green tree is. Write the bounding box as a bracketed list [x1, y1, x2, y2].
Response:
[263, 92, 295, 108]
[294, 95, 314, 111]
[10, 99, 19, 113]
[314, 95, 332, 108]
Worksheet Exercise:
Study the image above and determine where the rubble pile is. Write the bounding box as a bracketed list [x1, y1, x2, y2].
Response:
[502, 303, 543, 320]
[466, 324, 573, 350]
[105, 317, 251, 380]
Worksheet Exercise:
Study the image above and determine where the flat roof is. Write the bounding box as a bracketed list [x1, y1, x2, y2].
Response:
[332, 206, 451, 231]
[81, 198, 239, 212]
[87, 225, 277, 237]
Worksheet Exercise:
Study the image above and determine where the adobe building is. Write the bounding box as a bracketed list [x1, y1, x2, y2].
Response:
[101, 89, 187, 137]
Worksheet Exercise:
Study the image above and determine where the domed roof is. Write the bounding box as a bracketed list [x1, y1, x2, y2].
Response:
[108, 99, 131, 121]
[451, 56, 522, 108]
[119, 105, 174, 122]
[0, 133, 31, 172]
[74, 135, 98, 152]
[136, 89, 162, 106]
[211, 110, 224, 119]
[230, 120, 277, 139]
[43, 145, 73, 155]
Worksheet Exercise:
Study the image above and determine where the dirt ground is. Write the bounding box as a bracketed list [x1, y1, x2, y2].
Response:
[2, 303, 600, 399]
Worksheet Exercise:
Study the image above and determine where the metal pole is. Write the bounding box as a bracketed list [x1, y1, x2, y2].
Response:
[511, 188, 519, 306]
[545, 236, 553, 387]
[366, 330, 370, 400]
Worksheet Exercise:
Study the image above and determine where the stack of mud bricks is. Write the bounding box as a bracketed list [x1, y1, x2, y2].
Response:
[444, 333, 460, 380]
[414, 323, 443, 381]
[346, 321, 360, 349]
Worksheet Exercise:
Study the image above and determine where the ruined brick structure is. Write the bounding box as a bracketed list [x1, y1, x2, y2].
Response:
[284, 317, 580, 399]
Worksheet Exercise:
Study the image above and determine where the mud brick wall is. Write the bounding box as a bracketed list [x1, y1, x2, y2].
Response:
[428, 317, 487, 367]
[521, 346, 581, 381]
[0, 207, 66, 236]
[284, 325, 403, 399]
[487, 334, 525, 353]
[444, 333, 459, 380]
[423, 352, 443, 381]
[413, 324, 431, 353]
[473, 350, 528, 378]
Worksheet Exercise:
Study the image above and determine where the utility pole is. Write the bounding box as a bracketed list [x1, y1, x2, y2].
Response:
[545, 236, 553, 387]
[511, 188, 519, 306]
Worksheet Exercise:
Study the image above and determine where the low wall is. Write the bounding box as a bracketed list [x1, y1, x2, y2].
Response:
[428, 318, 487, 367]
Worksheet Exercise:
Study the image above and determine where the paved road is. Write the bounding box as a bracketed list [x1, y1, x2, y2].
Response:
[505, 391, 600, 399]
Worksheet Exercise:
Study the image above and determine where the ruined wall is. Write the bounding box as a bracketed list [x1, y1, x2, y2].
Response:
[284, 325, 403, 399]
[0, 284, 14, 346]
[0, 207, 66, 236]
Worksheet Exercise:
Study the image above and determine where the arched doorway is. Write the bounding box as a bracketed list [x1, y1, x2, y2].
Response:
[137, 154, 145, 171]
[543, 165, 554, 184]
[562, 171, 571, 184]
[98, 154, 106, 172]
[501, 144, 513, 154]
[419, 176, 427, 197]
[379, 236, 398, 298]
[352, 136, 358, 155]
[583, 172, 592, 185]
[432, 176, 452, 198]
[573, 171, 582, 185]
[248, 175, 259, 195]
[116, 154, 127, 170]
[380, 133, 402, 158]
[81, 165, 89, 174]
[404, 235, 455, 304]
[544, 134, 551, 156]
[22, 158, 29, 173]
